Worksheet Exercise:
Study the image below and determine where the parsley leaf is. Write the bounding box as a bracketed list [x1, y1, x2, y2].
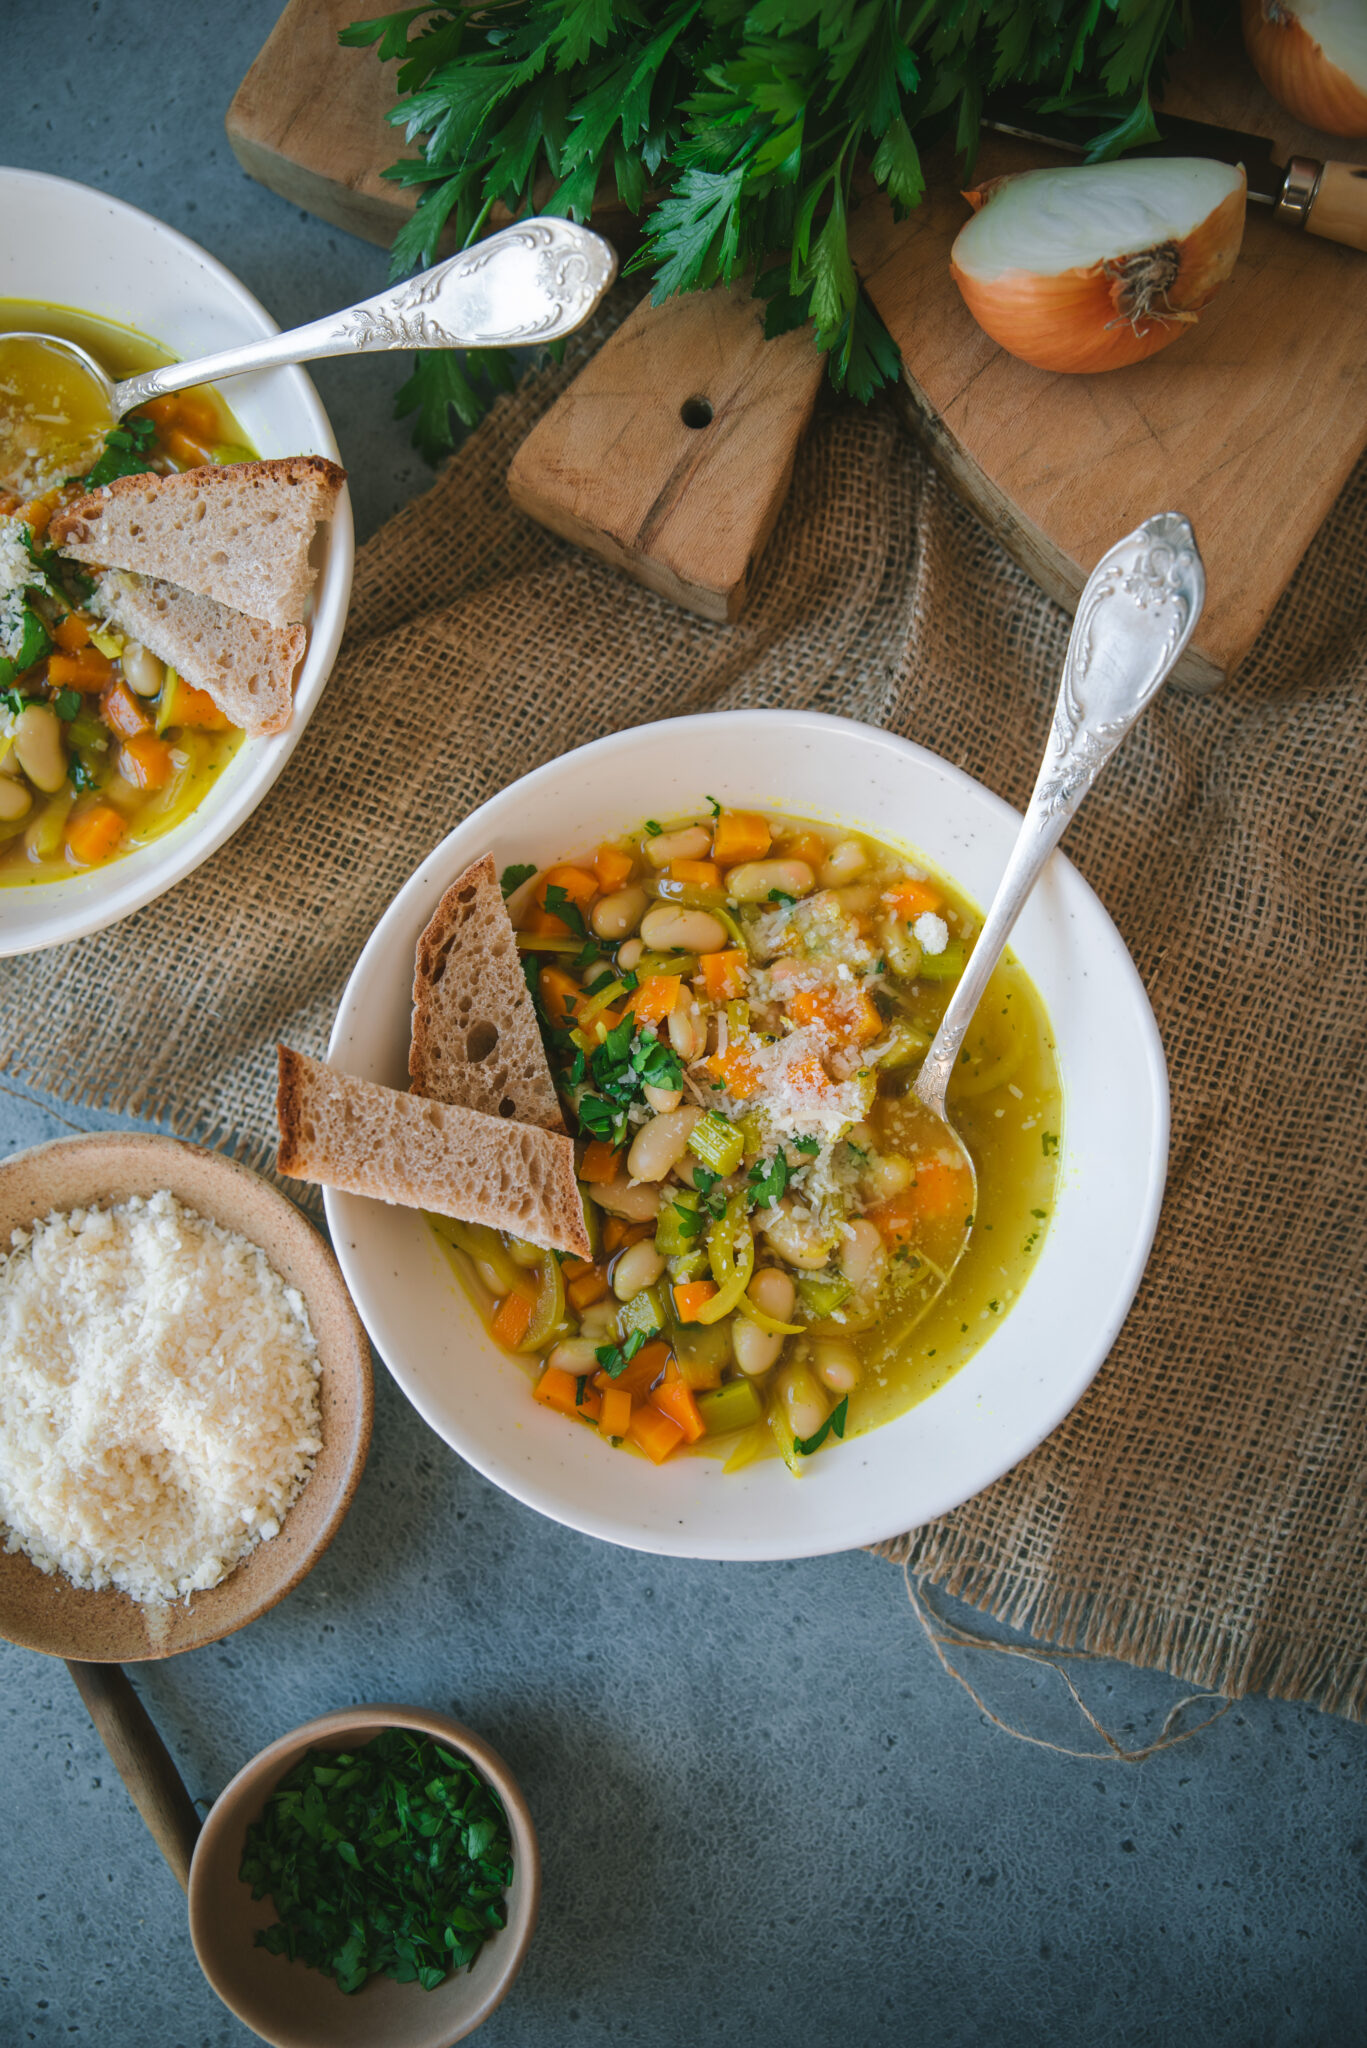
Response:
[542, 882, 589, 940]
[644, 819, 662, 836]
[793, 1394, 849, 1459]
[68, 758, 99, 793]
[792, 1134, 820, 1156]
[767, 889, 796, 906]
[53, 689, 81, 721]
[594, 1329, 646, 1379]
[1042, 1131, 1059, 1156]
[747, 1151, 788, 1210]
[80, 416, 157, 489]
[500, 862, 536, 898]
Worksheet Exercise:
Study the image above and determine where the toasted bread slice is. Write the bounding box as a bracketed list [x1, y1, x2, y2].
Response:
[411, 853, 564, 1132]
[52, 455, 346, 627]
[276, 1046, 591, 1259]
[94, 570, 302, 736]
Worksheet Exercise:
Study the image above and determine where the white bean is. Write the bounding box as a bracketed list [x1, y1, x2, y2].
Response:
[760, 1197, 834, 1269]
[819, 839, 866, 886]
[775, 1362, 830, 1443]
[0, 778, 32, 823]
[120, 641, 164, 697]
[617, 937, 644, 972]
[591, 885, 647, 941]
[812, 1338, 863, 1395]
[733, 1268, 798, 1377]
[865, 1153, 913, 1201]
[839, 1219, 887, 1295]
[644, 825, 711, 868]
[725, 858, 815, 904]
[640, 904, 729, 954]
[548, 1338, 599, 1375]
[667, 1000, 707, 1062]
[750, 1267, 797, 1321]
[12, 705, 67, 795]
[627, 1106, 700, 1183]
[593, 1175, 661, 1222]
[612, 1240, 666, 1301]
[643, 1083, 682, 1113]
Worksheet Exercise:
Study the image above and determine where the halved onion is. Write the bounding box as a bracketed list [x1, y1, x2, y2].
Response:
[1242, 0, 1367, 138]
[949, 158, 1247, 375]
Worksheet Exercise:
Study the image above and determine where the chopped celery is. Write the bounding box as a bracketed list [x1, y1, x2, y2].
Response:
[88, 625, 124, 659]
[520, 1253, 566, 1352]
[619, 1284, 665, 1341]
[154, 668, 184, 737]
[725, 999, 750, 1038]
[688, 1111, 744, 1178]
[667, 1249, 709, 1284]
[634, 948, 698, 979]
[655, 1189, 702, 1257]
[652, 876, 726, 911]
[796, 1270, 853, 1319]
[918, 937, 966, 983]
[876, 1020, 932, 1068]
[698, 1378, 763, 1435]
[665, 1301, 730, 1388]
[67, 710, 107, 752]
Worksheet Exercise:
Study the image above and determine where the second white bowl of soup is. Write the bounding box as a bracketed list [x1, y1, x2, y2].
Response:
[326, 710, 1168, 1559]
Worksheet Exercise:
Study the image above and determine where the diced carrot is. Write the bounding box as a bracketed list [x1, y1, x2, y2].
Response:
[775, 831, 826, 868]
[166, 427, 215, 469]
[867, 1159, 973, 1241]
[618, 1220, 656, 1248]
[50, 648, 113, 693]
[630, 974, 681, 1025]
[785, 1049, 833, 1094]
[673, 1280, 718, 1323]
[668, 858, 722, 888]
[578, 1138, 622, 1186]
[700, 950, 748, 1003]
[598, 1385, 632, 1438]
[534, 1364, 600, 1420]
[712, 809, 771, 866]
[883, 877, 943, 918]
[602, 1215, 629, 1254]
[627, 1404, 685, 1464]
[51, 614, 91, 652]
[561, 1255, 596, 1280]
[135, 396, 179, 427]
[594, 1339, 670, 1399]
[169, 680, 229, 730]
[568, 1268, 610, 1311]
[491, 1287, 535, 1348]
[706, 1044, 762, 1098]
[100, 677, 150, 737]
[593, 842, 634, 893]
[786, 986, 882, 1044]
[65, 804, 125, 867]
[539, 965, 583, 1028]
[526, 863, 598, 936]
[118, 730, 174, 791]
[174, 393, 219, 441]
[650, 1377, 706, 1444]
[14, 489, 59, 540]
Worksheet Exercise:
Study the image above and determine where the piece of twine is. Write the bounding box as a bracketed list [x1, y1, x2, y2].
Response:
[902, 1563, 1231, 1762]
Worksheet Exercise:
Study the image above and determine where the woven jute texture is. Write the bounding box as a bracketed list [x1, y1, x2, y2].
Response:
[3, 300, 1365, 1718]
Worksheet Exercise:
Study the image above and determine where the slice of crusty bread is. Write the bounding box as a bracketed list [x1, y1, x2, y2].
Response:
[52, 455, 345, 627]
[276, 1046, 591, 1259]
[411, 853, 565, 1132]
[94, 570, 302, 736]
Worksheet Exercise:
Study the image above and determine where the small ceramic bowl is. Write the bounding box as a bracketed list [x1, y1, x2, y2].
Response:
[0, 168, 354, 956]
[325, 709, 1169, 1560]
[189, 1704, 540, 2048]
[0, 1132, 372, 1661]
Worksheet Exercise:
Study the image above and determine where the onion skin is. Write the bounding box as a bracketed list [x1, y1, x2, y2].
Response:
[950, 171, 1247, 375]
[1241, 0, 1367, 138]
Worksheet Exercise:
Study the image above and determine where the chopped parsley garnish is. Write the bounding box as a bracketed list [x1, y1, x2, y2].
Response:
[844, 1140, 869, 1164]
[1042, 1131, 1059, 1156]
[572, 1017, 684, 1148]
[644, 819, 662, 836]
[1031, 1207, 1047, 1219]
[792, 1134, 820, 1156]
[1, 686, 30, 716]
[542, 882, 589, 940]
[676, 1202, 708, 1240]
[793, 1395, 849, 1458]
[68, 758, 98, 793]
[0, 605, 52, 687]
[747, 1151, 788, 1210]
[499, 861, 536, 899]
[238, 1727, 514, 1995]
[594, 1330, 646, 1379]
[767, 888, 797, 906]
[80, 416, 157, 490]
[53, 688, 81, 721]
[705, 794, 721, 817]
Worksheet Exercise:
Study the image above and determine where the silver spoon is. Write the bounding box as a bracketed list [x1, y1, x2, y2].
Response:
[6, 216, 618, 420]
[908, 511, 1205, 1288]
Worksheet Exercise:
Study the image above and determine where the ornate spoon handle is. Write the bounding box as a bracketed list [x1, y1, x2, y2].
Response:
[110, 218, 618, 417]
[915, 512, 1206, 1121]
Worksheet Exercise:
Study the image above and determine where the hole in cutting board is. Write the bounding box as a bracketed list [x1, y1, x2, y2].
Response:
[680, 396, 714, 430]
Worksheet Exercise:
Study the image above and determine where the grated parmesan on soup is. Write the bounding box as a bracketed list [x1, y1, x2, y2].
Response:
[0, 1190, 322, 1605]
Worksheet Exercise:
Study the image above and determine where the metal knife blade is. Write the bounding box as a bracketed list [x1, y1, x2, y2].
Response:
[981, 97, 1287, 205]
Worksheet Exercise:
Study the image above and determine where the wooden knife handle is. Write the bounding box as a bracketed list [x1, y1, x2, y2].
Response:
[1305, 161, 1367, 255]
[66, 1660, 202, 1891]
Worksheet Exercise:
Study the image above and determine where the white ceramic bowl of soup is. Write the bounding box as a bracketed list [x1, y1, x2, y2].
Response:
[0, 167, 353, 955]
[325, 710, 1168, 1560]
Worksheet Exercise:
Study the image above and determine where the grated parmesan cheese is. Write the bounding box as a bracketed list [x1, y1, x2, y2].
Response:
[0, 1191, 321, 1605]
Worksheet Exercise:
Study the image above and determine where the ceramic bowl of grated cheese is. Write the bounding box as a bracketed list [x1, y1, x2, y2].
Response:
[0, 1132, 371, 1662]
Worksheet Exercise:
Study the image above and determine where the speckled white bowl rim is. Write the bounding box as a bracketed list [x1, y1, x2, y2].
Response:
[325, 709, 1169, 1560]
[0, 166, 354, 955]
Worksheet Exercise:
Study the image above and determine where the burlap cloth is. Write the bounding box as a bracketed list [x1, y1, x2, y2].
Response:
[4, 298, 1365, 1718]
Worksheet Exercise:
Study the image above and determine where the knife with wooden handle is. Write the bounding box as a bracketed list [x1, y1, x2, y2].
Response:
[983, 100, 1367, 253]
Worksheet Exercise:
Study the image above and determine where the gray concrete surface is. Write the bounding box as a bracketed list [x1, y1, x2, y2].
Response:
[3, 6, 1366, 2044]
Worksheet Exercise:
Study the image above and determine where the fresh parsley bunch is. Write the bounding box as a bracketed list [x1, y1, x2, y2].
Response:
[341, 1, 1220, 453]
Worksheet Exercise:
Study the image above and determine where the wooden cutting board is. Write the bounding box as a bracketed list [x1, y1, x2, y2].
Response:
[229, 6, 1367, 686]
